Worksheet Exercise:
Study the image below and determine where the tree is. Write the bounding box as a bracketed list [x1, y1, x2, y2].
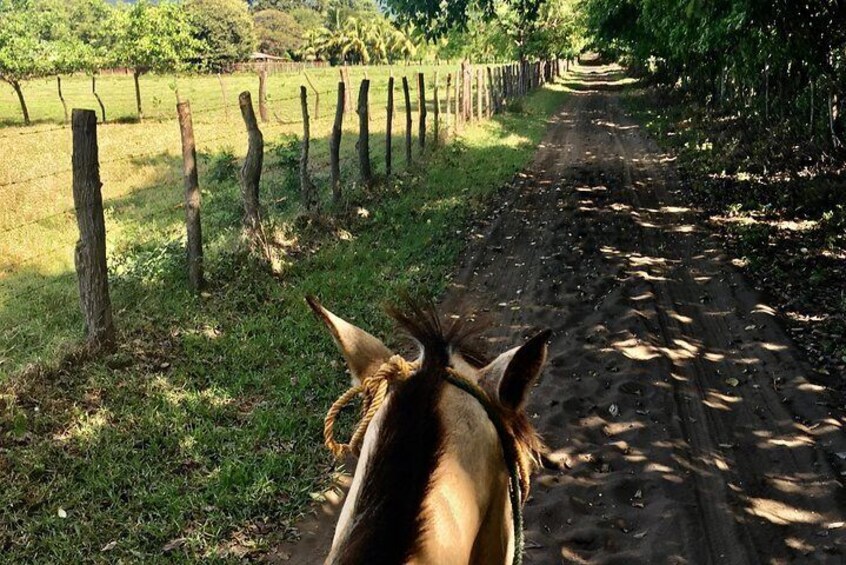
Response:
[384, 0, 543, 57]
[111, 1, 198, 119]
[0, 0, 100, 125]
[254, 9, 304, 58]
[0, 5, 50, 125]
[185, 0, 256, 70]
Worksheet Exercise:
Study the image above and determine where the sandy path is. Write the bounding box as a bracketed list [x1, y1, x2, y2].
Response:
[273, 65, 846, 564]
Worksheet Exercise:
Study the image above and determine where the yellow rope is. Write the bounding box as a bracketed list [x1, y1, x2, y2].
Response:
[323, 355, 418, 459]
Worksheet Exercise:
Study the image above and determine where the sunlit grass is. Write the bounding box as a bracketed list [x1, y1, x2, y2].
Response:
[0, 78, 568, 561]
[0, 64, 470, 371]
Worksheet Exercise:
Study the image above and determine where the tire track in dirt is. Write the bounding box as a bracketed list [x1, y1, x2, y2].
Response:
[452, 65, 846, 564]
[273, 65, 846, 564]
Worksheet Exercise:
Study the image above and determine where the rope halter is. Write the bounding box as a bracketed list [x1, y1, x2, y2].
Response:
[322, 355, 528, 565]
[323, 355, 419, 459]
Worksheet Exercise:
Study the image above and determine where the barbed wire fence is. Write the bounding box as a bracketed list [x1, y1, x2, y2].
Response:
[0, 58, 564, 360]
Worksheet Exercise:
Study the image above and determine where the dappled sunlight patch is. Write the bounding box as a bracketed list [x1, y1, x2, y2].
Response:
[745, 496, 827, 526]
[52, 409, 112, 445]
[151, 375, 233, 411]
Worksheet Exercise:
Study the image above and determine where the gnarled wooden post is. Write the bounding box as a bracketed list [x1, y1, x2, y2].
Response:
[300, 86, 318, 213]
[417, 72, 427, 149]
[331, 81, 344, 204]
[357, 79, 372, 186]
[445, 73, 452, 136]
[177, 101, 204, 292]
[476, 68, 483, 120]
[386, 75, 394, 176]
[403, 76, 412, 167]
[72, 109, 115, 350]
[258, 69, 269, 123]
[238, 91, 263, 232]
[433, 71, 440, 144]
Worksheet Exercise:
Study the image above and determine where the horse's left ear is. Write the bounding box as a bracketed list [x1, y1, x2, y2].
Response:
[306, 296, 394, 385]
[483, 329, 552, 411]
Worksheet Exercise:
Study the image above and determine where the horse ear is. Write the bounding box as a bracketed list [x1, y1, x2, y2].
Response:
[484, 329, 552, 411]
[307, 296, 393, 385]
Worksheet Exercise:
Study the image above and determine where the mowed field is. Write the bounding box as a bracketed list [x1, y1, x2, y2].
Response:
[0, 64, 448, 373]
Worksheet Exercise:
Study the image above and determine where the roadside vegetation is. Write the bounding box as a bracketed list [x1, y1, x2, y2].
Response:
[580, 0, 846, 380]
[0, 82, 568, 561]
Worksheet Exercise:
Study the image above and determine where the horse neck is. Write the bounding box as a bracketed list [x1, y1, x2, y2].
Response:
[414, 386, 515, 564]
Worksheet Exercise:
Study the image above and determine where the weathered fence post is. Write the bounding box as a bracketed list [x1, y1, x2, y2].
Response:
[476, 68, 483, 120]
[217, 73, 230, 121]
[417, 73, 427, 150]
[445, 73, 452, 136]
[258, 69, 269, 123]
[433, 72, 440, 144]
[91, 76, 106, 122]
[386, 75, 394, 176]
[342, 66, 352, 112]
[486, 67, 494, 117]
[303, 72, 320, 121]
[330, 81, 344, 204]
[357, 79, 372, 186]
[455, 67, 462, 133]
[71, 109, 115, 350]
[462, 62, 472, 121]
[403, 76, 412, 167]
[238, 91, 263, 231]
[176, 101, 204, 292]
[300, 86, 318, 212]
[57, 77, 69, 124]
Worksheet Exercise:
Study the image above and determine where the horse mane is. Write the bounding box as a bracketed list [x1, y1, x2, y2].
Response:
[333, 298, 485, 564]
[332, 297, 545, 562]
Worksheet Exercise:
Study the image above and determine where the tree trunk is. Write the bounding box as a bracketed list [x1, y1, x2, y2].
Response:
[133, 70, 143, 119]
[57, 76, 69, 124]
[92, 76, 106, 122]
[9, 80, 30, 125]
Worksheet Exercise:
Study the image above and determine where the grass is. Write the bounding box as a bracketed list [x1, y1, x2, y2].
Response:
[0, 74, 568, 560]
[0, 63, 470, 372]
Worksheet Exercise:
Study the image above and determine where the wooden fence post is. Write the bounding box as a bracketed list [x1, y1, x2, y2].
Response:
[217, 73, 230, 121]
[357, 79, 372, 186]
[386, 75, 394, 176]
[486, 67, 494, 117]
[342, 66, 352, 112]
[303, 72, 320, 121]
[57, 77, 69, 124]
[238, 91, 263, 231]
[176, 101, 203, 292]
[258, 69, 269, 123]
[433, 72, 439, 144]
[71, 109, 115, 350]
[417, 72, 427, 150]
[445, 73, 452, 136]
[300, 86, 318, 212]
[330, 81, 344, 204]
[476, 68, 483, 120]
[455, 67, 462, 133]
[91, 76, 106, 122]
[462, 62, 472, 121]
[403, 76, 412, 167]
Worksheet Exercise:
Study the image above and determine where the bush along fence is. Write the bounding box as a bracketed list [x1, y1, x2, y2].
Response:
[44, 59, 564, 353]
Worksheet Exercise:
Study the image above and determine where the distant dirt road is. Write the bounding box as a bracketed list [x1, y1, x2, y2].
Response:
[275, 64, 846, 564]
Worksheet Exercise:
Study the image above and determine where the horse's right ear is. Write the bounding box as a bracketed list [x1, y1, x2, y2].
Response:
[306, 296, 394, 385]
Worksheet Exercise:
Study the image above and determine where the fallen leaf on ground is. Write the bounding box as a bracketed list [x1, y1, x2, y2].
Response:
[162, 538, 187, 553]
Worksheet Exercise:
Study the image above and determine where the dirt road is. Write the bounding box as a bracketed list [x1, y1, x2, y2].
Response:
[277, 65, 846, 564]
